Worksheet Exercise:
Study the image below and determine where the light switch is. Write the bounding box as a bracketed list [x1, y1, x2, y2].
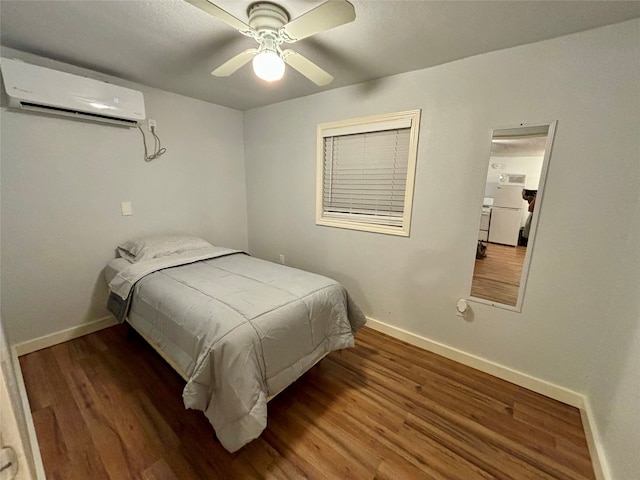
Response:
[121, 201, 133, 216]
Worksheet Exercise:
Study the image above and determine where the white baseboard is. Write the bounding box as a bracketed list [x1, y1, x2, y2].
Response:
[364, 316, 608, 479]
[10, 346, 46, 479]
[13, 316, 118, 356]
[364, 316, 584, 407]
[580, 396, 610, 480]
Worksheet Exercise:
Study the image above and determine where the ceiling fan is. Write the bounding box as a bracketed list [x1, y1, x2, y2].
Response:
[186, 0, 356, 85]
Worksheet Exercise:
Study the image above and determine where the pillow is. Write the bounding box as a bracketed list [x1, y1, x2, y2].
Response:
[117, 234, 213, 262]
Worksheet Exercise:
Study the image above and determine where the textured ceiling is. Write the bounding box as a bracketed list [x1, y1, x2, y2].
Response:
[1, 0, 639, 111]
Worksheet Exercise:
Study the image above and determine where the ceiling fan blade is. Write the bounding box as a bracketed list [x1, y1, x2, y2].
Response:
[186, 0, 253, 35]
[282, 50, 333, 86]
[280, 0, 355, 42]
[212, 49, 258, 77]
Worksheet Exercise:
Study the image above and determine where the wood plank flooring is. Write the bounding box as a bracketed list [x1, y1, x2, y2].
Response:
[19, 325, 594, 479]
[471, 243, 527, 306]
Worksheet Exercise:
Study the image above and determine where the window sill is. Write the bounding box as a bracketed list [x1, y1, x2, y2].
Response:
[316, 217, 410, 237]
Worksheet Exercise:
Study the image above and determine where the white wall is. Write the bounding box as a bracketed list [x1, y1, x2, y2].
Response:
[1, 20, 637, 479]
[1, 48, 248, 344]
[243, 19, 639, 478]
[587, 192, 639, 478]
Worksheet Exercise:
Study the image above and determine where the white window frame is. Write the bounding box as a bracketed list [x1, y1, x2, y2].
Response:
[316, 109, 421, 236]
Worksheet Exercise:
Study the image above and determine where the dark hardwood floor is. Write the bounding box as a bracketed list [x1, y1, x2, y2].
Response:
[19, 325, 595, 479]
[471, 242, 528, 306]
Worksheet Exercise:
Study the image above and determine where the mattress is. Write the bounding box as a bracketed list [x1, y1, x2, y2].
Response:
[106, 251, 365, 452]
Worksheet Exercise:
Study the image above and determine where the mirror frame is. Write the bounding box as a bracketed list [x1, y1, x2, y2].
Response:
[469, 120, 557, 312]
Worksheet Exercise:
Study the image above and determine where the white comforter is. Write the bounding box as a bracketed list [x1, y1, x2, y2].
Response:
[107, 248, 365, 452]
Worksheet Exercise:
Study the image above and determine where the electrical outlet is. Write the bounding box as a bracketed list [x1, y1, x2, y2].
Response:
[148, 119, 156, 131]
[278, 254, 285, 265]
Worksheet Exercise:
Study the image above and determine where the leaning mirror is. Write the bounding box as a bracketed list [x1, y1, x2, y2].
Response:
[470, 121, 557, 311]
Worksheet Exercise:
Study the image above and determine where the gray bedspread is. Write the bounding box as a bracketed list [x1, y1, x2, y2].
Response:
[106, 249, 365, 452]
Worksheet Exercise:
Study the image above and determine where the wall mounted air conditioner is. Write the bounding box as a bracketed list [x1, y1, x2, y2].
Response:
[0, 57, 145, 127]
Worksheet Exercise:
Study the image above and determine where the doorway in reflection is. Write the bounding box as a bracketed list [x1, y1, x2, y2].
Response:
[470, 123, 556, 310]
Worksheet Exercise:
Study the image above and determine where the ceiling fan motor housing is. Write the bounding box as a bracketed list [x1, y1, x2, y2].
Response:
[247, 2, 290, 32]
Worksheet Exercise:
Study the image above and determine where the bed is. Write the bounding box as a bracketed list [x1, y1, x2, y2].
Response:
[105, 234, 365, 452]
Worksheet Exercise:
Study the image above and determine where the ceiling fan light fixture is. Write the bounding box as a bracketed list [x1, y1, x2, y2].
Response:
[252, 50, 285, 82]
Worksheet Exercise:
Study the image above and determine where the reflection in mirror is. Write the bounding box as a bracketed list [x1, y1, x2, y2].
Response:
[470, 122, 556, 310]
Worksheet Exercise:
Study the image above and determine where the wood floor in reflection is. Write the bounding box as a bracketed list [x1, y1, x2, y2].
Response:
[20, 325, 594, 479]
[471, 242, 527, 306]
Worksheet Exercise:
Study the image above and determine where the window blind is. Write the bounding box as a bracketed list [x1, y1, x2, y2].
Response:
[322, 127, 410, 227]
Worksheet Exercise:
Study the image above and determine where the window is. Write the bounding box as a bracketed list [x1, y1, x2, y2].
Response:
[316, 109, 421, 236]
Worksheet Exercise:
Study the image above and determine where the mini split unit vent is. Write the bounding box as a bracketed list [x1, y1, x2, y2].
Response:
[0, 58, 146, 127]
